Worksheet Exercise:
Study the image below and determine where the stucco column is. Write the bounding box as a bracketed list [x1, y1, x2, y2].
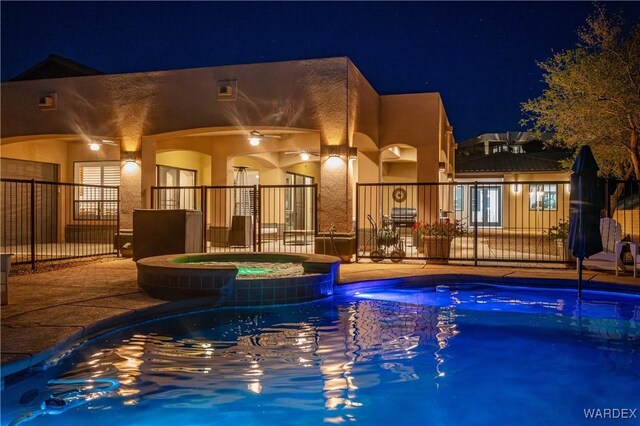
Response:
[207, 153, 233, 247]
[119, 151, 143, 230]
[316, 143, 355, 261]
[416, 147, 440, 225]
[141, 139, 156, 208]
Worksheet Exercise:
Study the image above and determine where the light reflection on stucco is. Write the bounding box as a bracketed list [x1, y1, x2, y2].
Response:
[104, 73, 158, 152]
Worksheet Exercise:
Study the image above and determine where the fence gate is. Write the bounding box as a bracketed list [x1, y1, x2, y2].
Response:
[151, 184, 317, 254]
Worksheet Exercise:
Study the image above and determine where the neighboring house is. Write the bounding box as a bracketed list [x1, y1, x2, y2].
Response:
[454, 132, 570, 231]
[1, 55, 455, 258]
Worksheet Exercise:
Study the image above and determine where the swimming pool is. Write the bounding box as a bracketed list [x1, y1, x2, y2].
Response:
[2, 282, 639, 425]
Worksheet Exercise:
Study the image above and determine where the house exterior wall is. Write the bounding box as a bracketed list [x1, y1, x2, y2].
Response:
[455, 171, 571, 232]
[2, 57, 454, 257]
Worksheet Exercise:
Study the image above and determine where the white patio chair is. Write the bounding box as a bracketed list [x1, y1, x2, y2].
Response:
[581, 217, 627, 275]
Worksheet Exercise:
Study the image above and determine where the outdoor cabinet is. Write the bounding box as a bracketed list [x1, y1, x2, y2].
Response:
[1, 254, 11, 305]
[229, 215, 252, 247]
[133, 209, 203, 260]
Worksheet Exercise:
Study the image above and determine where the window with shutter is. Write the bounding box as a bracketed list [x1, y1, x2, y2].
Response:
[74, 161, 120, 219]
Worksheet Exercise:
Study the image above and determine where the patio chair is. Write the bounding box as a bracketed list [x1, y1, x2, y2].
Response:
[581, 217, 626, 275]
[627, 242, 639, 278]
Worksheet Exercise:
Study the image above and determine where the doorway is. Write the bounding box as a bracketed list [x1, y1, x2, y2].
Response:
[471, 186, 502, 227]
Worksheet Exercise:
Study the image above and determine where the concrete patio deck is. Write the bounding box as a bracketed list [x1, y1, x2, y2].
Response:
[1, 258, 638, 379]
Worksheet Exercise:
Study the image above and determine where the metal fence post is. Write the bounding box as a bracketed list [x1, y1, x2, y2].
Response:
[355, 183, 360, 262]
[473, 181, 478, 266]
[116, 186, 121, 258]
[201, 186, 207, 252]
[30, 179, 36, 271]
[150, 186, 156, 209]
[253, 185, 259, 253]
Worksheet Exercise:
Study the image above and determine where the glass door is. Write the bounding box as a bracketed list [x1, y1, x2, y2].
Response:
[471, 186, 502, 227]
[285, 173, 314, 231]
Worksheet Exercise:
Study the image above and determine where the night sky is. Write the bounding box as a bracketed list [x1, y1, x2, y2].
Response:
[2, 1, 639, 141]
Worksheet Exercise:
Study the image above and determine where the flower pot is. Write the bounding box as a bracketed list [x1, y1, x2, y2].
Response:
[422, 236, 452, 259]
[556, 240, 575, 262]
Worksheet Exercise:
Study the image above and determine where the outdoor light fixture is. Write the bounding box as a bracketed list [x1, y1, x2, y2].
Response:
[122, 152, 139, 173]
[438, 162, 446, 172]
[88, 139, 118, 152]
[300, 152, 311, 161]
[248, 130, 282, 147]
[348, 147, 358, 160]
[327, 146, 340, 158]
[248, 131, 262, 146]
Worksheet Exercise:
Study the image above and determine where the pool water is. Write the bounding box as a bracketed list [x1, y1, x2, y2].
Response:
[2, 283, 639, 426]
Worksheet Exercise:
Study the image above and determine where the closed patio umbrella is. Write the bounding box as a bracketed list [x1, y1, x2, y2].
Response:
[567, 145, 602, 297]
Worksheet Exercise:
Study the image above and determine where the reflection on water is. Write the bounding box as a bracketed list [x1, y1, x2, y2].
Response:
[3, 285, 640, 426]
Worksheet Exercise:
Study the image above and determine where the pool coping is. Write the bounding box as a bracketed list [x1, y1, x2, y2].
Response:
[2, 266, 639, 382]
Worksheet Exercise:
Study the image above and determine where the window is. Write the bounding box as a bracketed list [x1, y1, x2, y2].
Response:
[511, 145, 524, 154]
[529, 184, 557, 211]
[156, 165, 197, 209]
[491, 143, 508, 153]
[454, 185, 464, 211]
[74, 161, 120, 219]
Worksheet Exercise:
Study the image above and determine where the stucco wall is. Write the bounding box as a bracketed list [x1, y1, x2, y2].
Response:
[1, 58, 351, 141]
[455, 171, 571, 231]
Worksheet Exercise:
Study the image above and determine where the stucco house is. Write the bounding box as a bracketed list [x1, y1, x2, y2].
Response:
[1, 55, 455, 259]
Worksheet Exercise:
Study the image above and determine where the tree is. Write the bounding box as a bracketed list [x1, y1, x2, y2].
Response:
[521, 5, 640, 183]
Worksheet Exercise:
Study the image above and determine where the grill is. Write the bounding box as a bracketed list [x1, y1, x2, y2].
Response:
[390, 207, 417, 228]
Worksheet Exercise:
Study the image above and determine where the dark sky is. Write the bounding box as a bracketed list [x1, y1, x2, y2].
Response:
[2, 1, 639, 141]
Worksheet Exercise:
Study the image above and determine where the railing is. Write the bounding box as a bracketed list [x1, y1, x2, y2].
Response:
[1, 178, 120, 269]
[356, 179, 640, 265]
[356, 181, 573, 264]
[151, 184, 318, 254]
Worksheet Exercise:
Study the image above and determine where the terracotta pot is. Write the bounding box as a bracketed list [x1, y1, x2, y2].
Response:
[422, 236, 452, 259]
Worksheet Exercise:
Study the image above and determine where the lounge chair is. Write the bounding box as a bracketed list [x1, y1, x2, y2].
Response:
[581, 217, 627, 275]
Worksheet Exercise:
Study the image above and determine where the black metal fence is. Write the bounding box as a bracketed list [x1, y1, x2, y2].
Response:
[356, 180, 639, 265]
[151, 184, 318, 254]
[1, 178, 120, 269]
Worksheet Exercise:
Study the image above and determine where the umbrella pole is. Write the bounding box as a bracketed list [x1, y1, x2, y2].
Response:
[578, 257, 583, 298]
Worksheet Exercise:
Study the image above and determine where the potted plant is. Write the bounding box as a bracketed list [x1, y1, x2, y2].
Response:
[413, 218, 467, 259]
[546, 218, 572, 261]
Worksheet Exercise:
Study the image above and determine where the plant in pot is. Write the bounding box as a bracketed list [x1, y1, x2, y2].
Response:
[413, 218, 467, 259]
[546, 218, 572, 261]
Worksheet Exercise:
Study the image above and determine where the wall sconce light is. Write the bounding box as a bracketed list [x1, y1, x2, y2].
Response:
[348, 147, 358, 160]
[122, 152, 139, 173]
[438, 162, 446, 172]
[89, 142, 101, 151]
[327, 146, 340, 158]
[512, 183, 521, 194]
[299, 152, 310, 161]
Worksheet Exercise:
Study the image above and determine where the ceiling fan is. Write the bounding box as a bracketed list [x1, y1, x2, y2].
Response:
[284, 150, 319, 161]
[248, 130, 282, 146]
[88, 139, 118, 151]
